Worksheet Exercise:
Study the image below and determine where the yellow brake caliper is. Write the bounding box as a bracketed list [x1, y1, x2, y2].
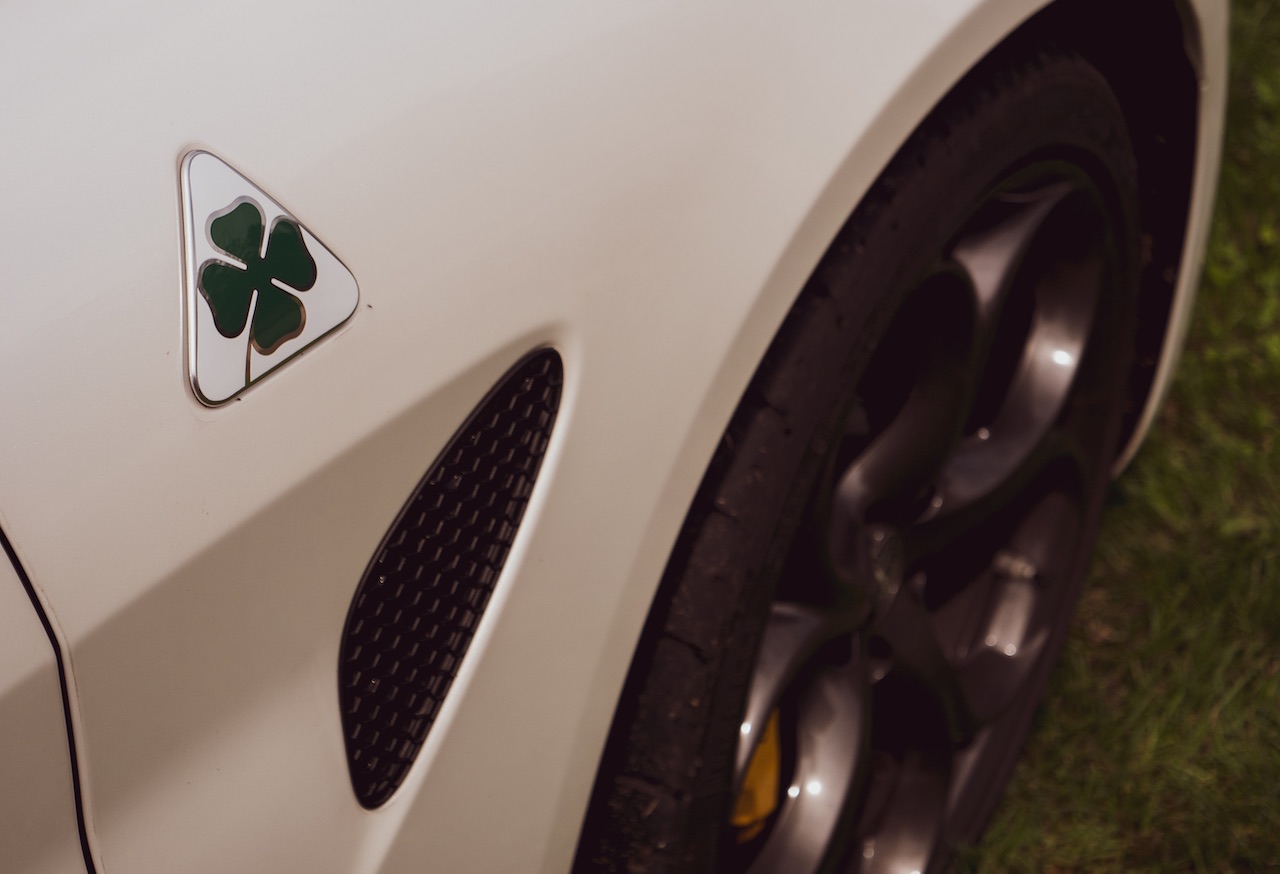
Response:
[730, 709, 782, 843]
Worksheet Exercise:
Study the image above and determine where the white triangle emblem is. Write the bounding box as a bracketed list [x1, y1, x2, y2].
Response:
[180, 151, 359, 405]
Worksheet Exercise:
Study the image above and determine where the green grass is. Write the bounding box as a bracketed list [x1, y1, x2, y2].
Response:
[969, 3, 1280, 871]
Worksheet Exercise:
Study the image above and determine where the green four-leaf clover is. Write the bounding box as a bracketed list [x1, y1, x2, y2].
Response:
[198, 200, 317, 358]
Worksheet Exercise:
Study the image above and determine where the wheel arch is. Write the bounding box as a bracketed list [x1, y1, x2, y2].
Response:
[572, 0, 1223, 865]
[716, 0, 1218, 486]
[1012, 0, 1215, 467]
[576, 23, 1169, 871]
[873, 0, 1218, 465]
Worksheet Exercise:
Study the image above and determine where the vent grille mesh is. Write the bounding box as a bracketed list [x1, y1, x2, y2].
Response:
[339, 349, 563, 808]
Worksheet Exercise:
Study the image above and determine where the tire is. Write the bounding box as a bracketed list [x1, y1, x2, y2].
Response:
[575, 47, 1139, 874]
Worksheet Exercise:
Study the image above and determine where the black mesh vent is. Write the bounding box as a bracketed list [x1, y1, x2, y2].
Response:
[339, 349, 563, 808]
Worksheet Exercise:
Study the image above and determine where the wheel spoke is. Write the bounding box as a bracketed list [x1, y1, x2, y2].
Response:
[871, 578, 980, 745]
[871, 570, 1061, 751]
[907, 427, 1086, 564]
[935, 177, 1105, 523]
[952, 487, 1084, 720]
[832, 382, 965, 529]
[746, 655, 869, 874]
[855, 749, 949, 874]
[829, 271, 975, 580]
[735, 603, 872, 874]
[951, 181, 1074, 363]
[955, 624, 1050, 723]
[736, 603, 845, 780]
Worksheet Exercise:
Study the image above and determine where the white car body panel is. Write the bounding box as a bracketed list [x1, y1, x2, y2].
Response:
[0, 0, 1226, 871]
[0, 557, 83, 874]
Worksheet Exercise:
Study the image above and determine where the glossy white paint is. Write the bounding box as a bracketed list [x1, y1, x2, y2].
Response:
[0, 0, 1226, 871]
[0, 559, 83, 874]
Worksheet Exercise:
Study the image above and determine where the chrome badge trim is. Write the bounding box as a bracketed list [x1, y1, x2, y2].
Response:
[180, 151, 359, 405]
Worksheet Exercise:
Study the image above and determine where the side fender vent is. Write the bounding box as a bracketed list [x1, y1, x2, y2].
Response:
[339, 349, 563, 808]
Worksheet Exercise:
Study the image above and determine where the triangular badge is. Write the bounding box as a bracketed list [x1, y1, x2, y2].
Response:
[180, 151, 359, 405]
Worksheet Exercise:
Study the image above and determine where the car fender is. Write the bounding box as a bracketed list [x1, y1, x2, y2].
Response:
[0, 0, 1225, 870]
